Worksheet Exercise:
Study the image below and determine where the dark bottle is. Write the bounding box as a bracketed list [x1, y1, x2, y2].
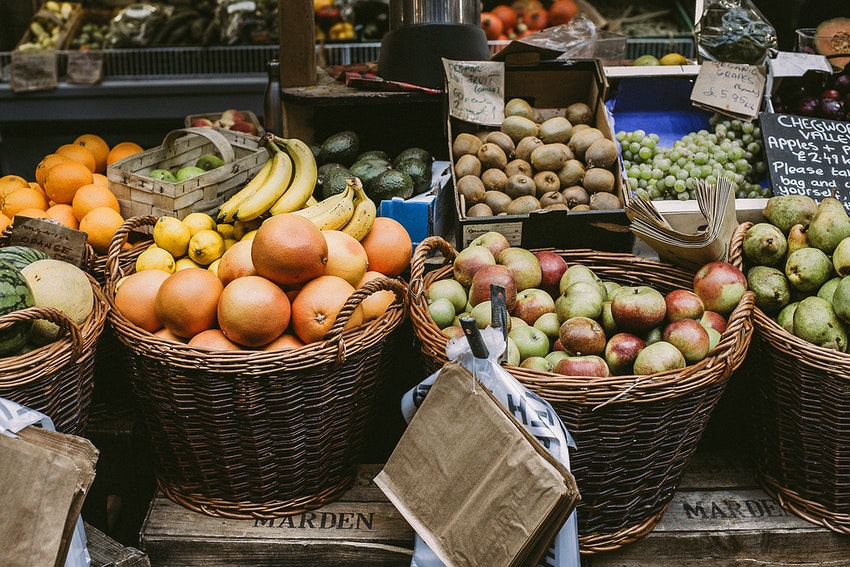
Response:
[263, 58, 282, 135]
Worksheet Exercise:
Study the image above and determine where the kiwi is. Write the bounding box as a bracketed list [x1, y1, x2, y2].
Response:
[568, 128, 605, 161]
[583, 168, 616, 194]
[505, 98, 535, 119]
[533, 171, 560, 197]
[543, 203, 570, 211]
[484, 190, 513, 215]
[552, 142, 575, 161]
[481, 168, 508, 192]
[504, 173, 536, 200]
[505, 158, 532, 178]
[538, 116, 573, 144]
[589, 192, 622, 210]
[501, 116, 539, 144]
[584, 138, 619, 170]
[556, 160, 585, 188]
[456, 175, 486, 207]
[485, 131, 516, 159]
[561, 185, 589, 208]
[477, 143, 508, 170]
[455, 154, 482, 178]
[452, 132, 483, 160]
[566, 102, 594, 125]
[515, 136, 545, 163]
[467, 203, 494, 217]
[539, 190, 567, 208]
[505, 195, 541, 215]
[474, 130, 490, 143]
[530, 144, 569, 172]
[571, 204, 592, 211]
[571, 124, 591, 134]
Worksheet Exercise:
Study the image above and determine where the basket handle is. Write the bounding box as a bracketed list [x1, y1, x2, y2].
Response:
[104, 215, 158, 285]
[161, 127, 236, 164]
[409, 236, 458, 300]
[728, 222, 751, 272]
[0, 305, 84, 361]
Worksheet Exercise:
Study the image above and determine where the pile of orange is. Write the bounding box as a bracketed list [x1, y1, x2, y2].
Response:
[0, 134, 145, 254]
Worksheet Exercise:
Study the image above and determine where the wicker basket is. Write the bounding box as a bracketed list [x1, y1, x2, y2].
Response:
[103, 216, 410, 519]
[409, 236, 755, 553]
[0, 273, 108, 435]
[731, 221, 850, 534]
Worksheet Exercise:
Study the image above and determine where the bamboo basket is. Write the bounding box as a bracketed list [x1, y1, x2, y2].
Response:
[409, 236, 755, 553]
[0, 273, 108, 435]
[103, 216, 410, 519]
[731, 221, 850, 534]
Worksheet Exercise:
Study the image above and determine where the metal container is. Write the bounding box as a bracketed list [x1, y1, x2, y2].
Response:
[389, 0, 479, 29]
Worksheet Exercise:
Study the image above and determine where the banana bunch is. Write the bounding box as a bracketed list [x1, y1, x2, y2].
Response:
[291, 177, 376, 240]
[216, 133, 317, 223]
[339, 176, 377, 241]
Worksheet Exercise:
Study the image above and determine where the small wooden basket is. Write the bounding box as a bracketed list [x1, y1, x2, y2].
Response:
[409, 236, 755, 553]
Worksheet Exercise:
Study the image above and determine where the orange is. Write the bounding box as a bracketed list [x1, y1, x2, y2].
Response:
[548, 0, 579, 26]
[72, 182, 120, 222]
[357, 270, 397, 322]
[217, 275, 291, 347]
[154, 268, 223, 338]
[261, 332, 305, 351]
[73, 134, 110, 173]
[0, 176, 29, 204]
[45, 203, 79, 229]
[43, 160, 94, 204]
[216, 239, 256, 286]
[92, 173, 109, 186]
[358, 217, 413, 277]
[55, 143, 97, 173]
[187, 329, 242, 350]
[14, 207, 50, 220]
[35, 153, 71, 188]
[2, 187, 49, 218]
[251, 213, 328, 286]
[154, 327, 187, 343]
[0, 174, 28, 187]
[290, 274, 363, 344]
[321, 229, 369, 286]
[107, 141, 144, 166]
[114, 269, 171, 332]
[0, 213, 11, 233]
[78, 206, 125, 254]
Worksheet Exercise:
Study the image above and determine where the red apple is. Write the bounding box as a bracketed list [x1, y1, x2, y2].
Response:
[191, 118, 214, 127]
[664, 289, 705, 322]
[558, 316, 607, 356]
[699, 310, 727, 334]
[662, 318, 710, 364]
[512, 288, 556, 325]
[468, 264, 517, 310]
[452, 245, 496, 288]
[632, 341, 686, 375]
[469, 231, 510, 259]
[497, 247, 542, 291]
[220, 109, 246, 123]
[520, 356, 554, 372]
[552, 337, 565, 351]
[231, 120, 257, 135]
[610, 285, 667, 334]
[693, 261, 747, 316]
[554, 355, 610, 377]
[603, 332, 646, 375]
[215, 118, 236, 129]
[534, 250, 568, 297]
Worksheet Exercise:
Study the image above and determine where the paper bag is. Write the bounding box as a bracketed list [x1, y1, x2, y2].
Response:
[0, 399, 98, 567]
[375, 362, 579, 567]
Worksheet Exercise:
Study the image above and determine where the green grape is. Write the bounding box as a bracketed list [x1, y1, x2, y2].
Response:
[629, 141, 641, 154]
[742, 121, 754, 134]
[616, 131, 627, 142]
[638, 146, 653, 160]
[648, 187, 662, 199]
[651, 168, 664, 180]
[677, 191, 690, 201]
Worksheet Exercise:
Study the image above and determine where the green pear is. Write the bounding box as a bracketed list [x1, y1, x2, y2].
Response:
[775, 302, 798, 333]
[818, 277, 842, 302]
[793, 295, 848, 351]
[831, 276, 850, 325]
[747, 265, 791, 315]
[785, 223, 809, 260]
[807, 197, 850, 254]
[833, 236, 850, 277]
[762, 194, 817, 234]
[742, 222, 787, 267]
[785, 247, 833, 293]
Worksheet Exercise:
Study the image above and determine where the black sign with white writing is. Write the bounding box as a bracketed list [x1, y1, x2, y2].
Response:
[760, 111, 850, 208]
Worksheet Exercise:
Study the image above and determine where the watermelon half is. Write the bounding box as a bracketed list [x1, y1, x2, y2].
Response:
[0, 259, 35, 355]
[815, 18, 850, 71]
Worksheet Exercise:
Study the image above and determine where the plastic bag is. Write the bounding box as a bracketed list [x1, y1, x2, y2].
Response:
[216, 0, 268, 45]
[105, 3, 172, 48]
[401, 325, 581, 567]
[695, 0, 777, 65]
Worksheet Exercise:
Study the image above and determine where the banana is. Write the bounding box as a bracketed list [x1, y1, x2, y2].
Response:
[303, 195, 319, 208]
[232, 142, 294, 222]
[268, 136, 318, 215]
[339, 177, 377, 241]
[291, 183, 355, 230]
[217, 152, 274, 223]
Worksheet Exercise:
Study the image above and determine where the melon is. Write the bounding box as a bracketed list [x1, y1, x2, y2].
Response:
[21, 259, 94, 345]
[0, 259, 35, 355]
[815, 18, 850, 70]
[0, 246, 49, 272]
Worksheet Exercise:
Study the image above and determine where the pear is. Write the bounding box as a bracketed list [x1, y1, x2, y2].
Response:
[785, 247, 834, 293]
[742, 222, 787, 267]
[793, 295, 848, 351]
[818, 277, 842, 302]
[831, 276, 850, 325]
[747, 265, 791, 315]
[775, 302, 798, 334]
[833, 236, 850, 277]
[762, 195, 817, 234]
[807, 197, 850, 255]
[785, 224, 809, 259]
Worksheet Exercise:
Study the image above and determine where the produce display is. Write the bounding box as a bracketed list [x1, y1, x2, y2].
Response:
[15, 1, 79, 51]
[800, 17, 850, 71]
[423, 230, 744, 376]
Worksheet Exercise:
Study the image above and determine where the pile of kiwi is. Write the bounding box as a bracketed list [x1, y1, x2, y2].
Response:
[451, 98, 622, 218]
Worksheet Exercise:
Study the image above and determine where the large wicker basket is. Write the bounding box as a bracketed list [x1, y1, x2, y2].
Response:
[409, 236, 755, 553]
[731, 221, 850, 534]
[103, 217, 409, 519]
[0, 273, 108, 435]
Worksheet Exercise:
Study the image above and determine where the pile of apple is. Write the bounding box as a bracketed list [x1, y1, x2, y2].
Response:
[425, 231, 747, 377]
[190, 109, 258, 136]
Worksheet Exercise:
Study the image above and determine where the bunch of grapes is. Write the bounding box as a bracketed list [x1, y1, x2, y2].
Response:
[617, 113, 770, 201]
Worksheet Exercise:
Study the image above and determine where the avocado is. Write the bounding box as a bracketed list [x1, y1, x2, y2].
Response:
[369, 169, 414, 201]
[393, 147, 432, 168]
[349, 158, 391, 192]
[318, 131, 360, 166]
[321, 165, 353, 199]
[394, 157, 432, 195]
[356, 149, 390, 162]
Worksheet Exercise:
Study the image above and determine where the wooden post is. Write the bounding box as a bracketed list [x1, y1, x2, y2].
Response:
[278, 0, 316, 88]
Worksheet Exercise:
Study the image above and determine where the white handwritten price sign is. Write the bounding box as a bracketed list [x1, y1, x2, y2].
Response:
[760, 112, 850, 207]
[442, 59, 505, 126]
[690, 61, 766, 121]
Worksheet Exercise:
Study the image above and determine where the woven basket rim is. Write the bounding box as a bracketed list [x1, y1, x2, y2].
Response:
[409, 235, 754, 404]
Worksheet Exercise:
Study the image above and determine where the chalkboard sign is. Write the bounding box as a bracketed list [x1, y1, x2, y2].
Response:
[760, 111, 850, 208]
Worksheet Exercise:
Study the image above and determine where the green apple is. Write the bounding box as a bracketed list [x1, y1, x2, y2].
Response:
[149, 169, 178, 182]
[428, 297, 456, 329]
[196, 154, 225, 171]
[175, 166, 206, 181]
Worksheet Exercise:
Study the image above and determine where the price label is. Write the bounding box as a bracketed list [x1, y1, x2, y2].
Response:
[442, 59, 505, 127]
[8, 217, 88, 268]
[691, 61, 766, 121]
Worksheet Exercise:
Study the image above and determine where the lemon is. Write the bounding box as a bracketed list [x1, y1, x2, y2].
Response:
[216, 222, 235, 240]
[136, 247, 176, 273]
[153, 216, 191, 257]
[182, 212, 217, 236]
[187, 228, 225, 266]
[659, 52, 687, 66]
[207, 258, 221, 277]
[223, 237, 238, 251]
[232, 218, 262, 240]
[175, 256, 201, 271]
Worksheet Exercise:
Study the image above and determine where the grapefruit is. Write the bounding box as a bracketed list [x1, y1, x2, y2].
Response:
[216, 238, 256, 285]
[251, 213, 328, 286]
[217, 275, 291, 347]
[188, 328, 242, 350]
[261, 332, 305, 351]
[155, 268, 223, 338]
[359, 217, 412, 277]
[322, 229, 369, 286]
[113, 269, 171, 332]
[357, 270, 397, 322]
[290, 274, 364, 343]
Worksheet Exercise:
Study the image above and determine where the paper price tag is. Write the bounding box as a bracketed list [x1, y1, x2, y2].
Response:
[690, 61, 766, 121]
[442, 59, 505, 126]
[8, 217, 89, 268]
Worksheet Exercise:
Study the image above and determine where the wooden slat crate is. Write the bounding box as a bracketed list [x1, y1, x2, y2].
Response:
[86, 522, 150, 567]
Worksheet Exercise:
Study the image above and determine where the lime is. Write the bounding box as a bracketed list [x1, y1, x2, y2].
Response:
[633, 55, 661, 66]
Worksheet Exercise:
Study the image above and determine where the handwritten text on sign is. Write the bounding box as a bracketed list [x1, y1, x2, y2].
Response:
[760, 112, 850, 207]
[442, 59, 504, 126]
[691, 61, 765, 121]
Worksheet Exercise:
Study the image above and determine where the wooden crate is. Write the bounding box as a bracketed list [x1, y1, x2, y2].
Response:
[86, 522, 150, 567]
[106, 127, 269, 220]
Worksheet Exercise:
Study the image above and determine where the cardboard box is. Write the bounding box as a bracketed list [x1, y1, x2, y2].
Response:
[449, 59, 635, 252]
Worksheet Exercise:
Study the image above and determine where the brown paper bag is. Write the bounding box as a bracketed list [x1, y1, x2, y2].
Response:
[0, 426, 98, 567]
[375, 362, 579, 567]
